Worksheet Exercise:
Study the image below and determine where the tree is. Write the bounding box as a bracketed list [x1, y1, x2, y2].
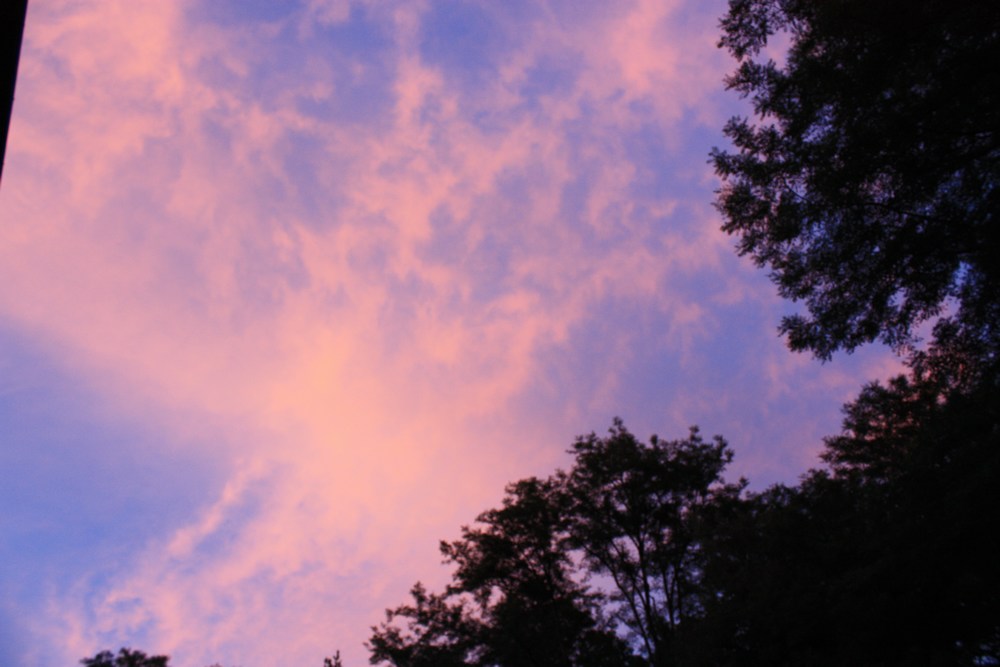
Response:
[82, 649, 345, 667]
[368, 581, 484, 667]
[672, 337, 999, 666]
[688, 478, 853, 666]
[442, 477, 629, 667]
[711, 7, 1000, 656]
[820, 360, 1000, 663]
[687, 378, 1000, 665]
[369, 476, 633, 666]
[80, 648, 170, 667]
[561, 421, 743, 666]
[369, 421, 739, 666]
[712, 0, 1000, 362]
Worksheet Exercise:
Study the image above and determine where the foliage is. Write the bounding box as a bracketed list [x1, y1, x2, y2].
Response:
[686, 370, 1000, 665]
[370, 406, 998, 665]
[367, 473, 640, 666]
[712, 0, 1000, 361]
[707, 5, 1000, 658]
[369, 421, 736, 666]
[561, 422, 743, 665]
[367, 581, 483, 666]
[822, 360, 1000, 663]
[81, 649, 345, 667]
[80, 648, 169, 667]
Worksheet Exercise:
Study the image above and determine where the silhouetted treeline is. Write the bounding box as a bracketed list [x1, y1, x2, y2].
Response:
[80, 648, 169, 667]
[367, 399, 997, 665]
[368, 0, 1000, 663]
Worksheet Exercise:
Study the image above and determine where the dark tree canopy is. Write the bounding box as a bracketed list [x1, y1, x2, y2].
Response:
[368, 421, 737, 667]
[368, 413, 1000, 666]
[561, 423, 743, 666]
[80, 648, 170, 667]
[367, 2, 1000, 662]
[81, 648, 347, 667]
[710, 5, 1000, 658]
[367, 476, 630, 667]
[712, 0, 1000, 361]
[83, 407, 1000, 666]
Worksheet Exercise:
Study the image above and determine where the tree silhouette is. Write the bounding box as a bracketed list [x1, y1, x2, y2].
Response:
[712, 0, 1000, 363]
[561, 422, 742, 666]
[369, 475, 635, 666]
[370, 421, 738, 666]
[708, 2, 1000, 662]
[80, 648, 169, 667]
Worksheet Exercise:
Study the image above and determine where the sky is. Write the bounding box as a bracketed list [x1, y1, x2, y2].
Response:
[0, 1, 899, 665]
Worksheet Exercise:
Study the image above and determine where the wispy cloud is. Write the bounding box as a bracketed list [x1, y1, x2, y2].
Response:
[0, 1, 896, 665]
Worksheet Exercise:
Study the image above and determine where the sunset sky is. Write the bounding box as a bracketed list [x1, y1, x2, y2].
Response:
[0, 1, 898, 665]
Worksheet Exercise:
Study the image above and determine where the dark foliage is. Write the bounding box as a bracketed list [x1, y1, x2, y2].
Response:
[687, 362, 1000, 665]
[81, 648, 348, 667]
[561, 423, 743, 666]
[706, 3, 1000, 661]
[822, 361, 1000, 664]
[712, 0, 1000, 361]
[371, 407, 999, 665]
[80, 648, 170, 667]
[369, 421, 735, 666]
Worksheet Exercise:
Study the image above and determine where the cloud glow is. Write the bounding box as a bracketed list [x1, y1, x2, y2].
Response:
[0, 1, 899, 665]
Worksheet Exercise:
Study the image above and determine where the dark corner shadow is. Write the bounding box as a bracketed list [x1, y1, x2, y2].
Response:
[1, 0, 29, 187]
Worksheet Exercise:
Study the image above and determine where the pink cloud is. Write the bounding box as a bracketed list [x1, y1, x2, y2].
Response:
[1, 1, 898, 665]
